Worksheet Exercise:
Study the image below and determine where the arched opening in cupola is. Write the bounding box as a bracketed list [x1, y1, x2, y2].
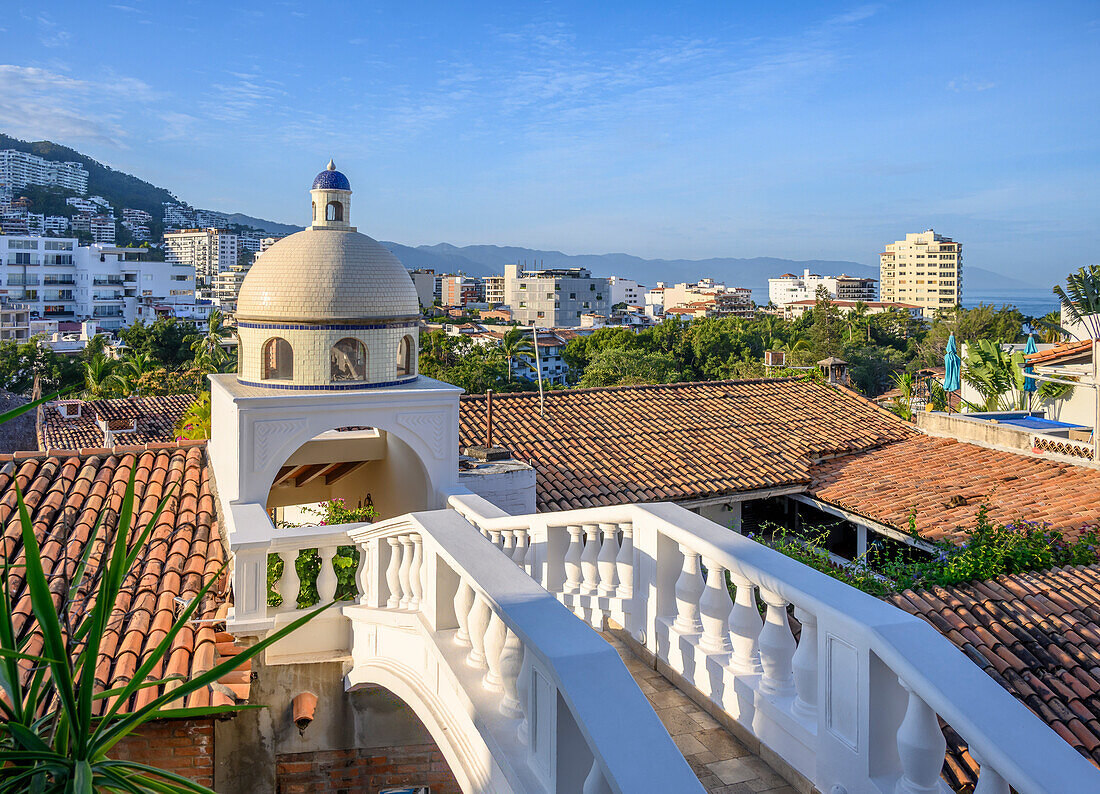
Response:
[331, 337, 367, 382]
[262, 337, 294, 380]
[326, 201, 343, 222]
[396, 334, 415, 377]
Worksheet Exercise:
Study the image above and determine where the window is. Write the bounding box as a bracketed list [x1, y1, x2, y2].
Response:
[312, 201, 316, 221]
[262, 337, 293, 380]
[396, 334, 414, 377]
[326, 201, 343, 222]
[331, 337, 367, 381]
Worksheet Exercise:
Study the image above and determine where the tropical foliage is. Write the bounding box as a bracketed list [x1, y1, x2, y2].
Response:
[1053, 264, 1100, 339]
[176, 392, 212, 440]
[0, 466, 327, 793]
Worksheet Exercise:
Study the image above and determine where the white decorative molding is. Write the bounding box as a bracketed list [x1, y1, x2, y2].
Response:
[825, 634, 859, 751]
[252, 418, 304, 472]
[397, 411, 447, 459]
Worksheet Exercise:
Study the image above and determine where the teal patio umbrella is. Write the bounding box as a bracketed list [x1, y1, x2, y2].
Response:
[1023, 333, 1038, 411]
[943, 333, 961, 412]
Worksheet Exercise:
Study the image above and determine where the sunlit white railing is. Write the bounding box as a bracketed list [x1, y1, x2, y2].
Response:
[448, 493, 1100, 794]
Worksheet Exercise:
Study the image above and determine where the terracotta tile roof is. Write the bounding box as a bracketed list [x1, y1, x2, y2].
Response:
[889, 566, 1100, 789]
[459, 379, 914, 512]
[809, 435, 1100, 544]
[38, 395, 197, 452]
[1025, 339, 1094, 367]
[0, 443, 248, 713]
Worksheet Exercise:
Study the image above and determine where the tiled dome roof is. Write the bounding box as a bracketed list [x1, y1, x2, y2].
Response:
[236, 229, 418, 322]
[311, 159, 351, 191]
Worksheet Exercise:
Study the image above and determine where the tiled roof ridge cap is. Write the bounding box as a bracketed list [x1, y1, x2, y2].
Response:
[459, 376, 807, 401]
[829, 382, 917, 428]
[5, 439, 207, 463]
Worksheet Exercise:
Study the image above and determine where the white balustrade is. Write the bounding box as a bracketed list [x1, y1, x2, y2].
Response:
[278, 549, 300, 609]
[501, 529, 515, 560]
[596, 523, 619, 596]
[316, 546, 338, 602]
[563, 525, 584, 593]
[971, 752, 1009, 794]
[582, 761, 612, 794]
[385, 536, 402, 609]
[699, 560, 733, 653]
[757, 589, 796, 697]
[791, 607, 818, 718]
[728, 572, 763, 673]
[398, 535, 414, 609]
[580, 524, 600, 593]
[499, 626, 524, 718]
[894, 682, 948, 794]
[453, 580, 475, 646]
[672, 545, 704, 634]
[615, 522, 633, 597]
[466, 592, 492, 669]
[483, 610, 508, 692]
[522, 529, 536, 577]
[408, 533, 423, 610]
[511, 528, 528, 567]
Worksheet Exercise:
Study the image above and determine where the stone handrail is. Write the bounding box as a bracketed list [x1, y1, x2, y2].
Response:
[346, 510, 704, 794]
[448, 492, 1100, 794]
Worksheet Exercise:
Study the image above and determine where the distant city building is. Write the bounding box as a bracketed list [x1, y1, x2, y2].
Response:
[163, 228, 239, 303]
[43, 215, 69, 235]
[409, 268, 438, 307]
[441, 275, 483, 307]
[0, 299, 31, 343]
[238, 230, 264, 253]
[193, 209, 229, 229]
[503, 263, 610, 327]
[212, 264, 251, 314]
[66, 197, 98, 214]
[483, 274, 505, 306]
[259, 236, 283, 253]
[162, 202, 194, 229]
[0, 150, 88, 195]
[89, 215, 116, 245]
[656, 278, 754, 319]
[879, 229, 962, 317]
[120, 208, 152, 241]
[781, 299, 924, 321]
[608, 276, 646, 308]
[768, 269, 877, 307]
[0, 236, 196, 331]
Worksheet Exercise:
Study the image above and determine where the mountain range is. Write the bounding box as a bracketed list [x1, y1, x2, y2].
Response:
[2, 133, 1034, 296]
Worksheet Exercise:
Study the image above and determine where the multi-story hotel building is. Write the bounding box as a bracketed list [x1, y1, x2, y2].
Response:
[0, 150, 89, 195]
[768, 269, 878, 307]
[0, 236, 195, 331]
[482, 274, 505, 306]
[503, 263, 610, 326]
[879, 229, 962, 317]
[163, 227, 239, 302]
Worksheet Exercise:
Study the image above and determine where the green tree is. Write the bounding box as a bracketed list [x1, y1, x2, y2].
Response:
[176, 392, 212, 439]
[82, 352, 119, 399]
[962, 339, 1026, 411]
[580, 348, 679, 387]
[1053, 264, 1100, 339]
[0, 338, 82, 395]
[190, 309, 230, 373]
[499, 326, 534, 382]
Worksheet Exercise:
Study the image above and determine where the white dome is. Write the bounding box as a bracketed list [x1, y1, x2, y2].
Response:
[236, 229, 418, 322]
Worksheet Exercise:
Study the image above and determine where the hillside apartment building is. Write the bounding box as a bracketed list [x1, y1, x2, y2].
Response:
[0, 149, 89, 195]
[879, 229, 962, 317]
[768, 268, 877, 307]
[163, 227, 239, 303]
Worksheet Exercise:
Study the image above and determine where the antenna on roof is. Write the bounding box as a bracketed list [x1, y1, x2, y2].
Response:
[531, 324, 545, 418]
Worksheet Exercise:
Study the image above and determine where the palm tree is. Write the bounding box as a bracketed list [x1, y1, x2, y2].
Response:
[190, 309, 229, 373]
[1053, 264, 1100, 339]
[115, 351, 156, 396]
[176, 392, 212, 439]
[1035, 310, 1064, 343]
[845, 301, 871, 342]
[888, 371, 914, 421]
[499, 325, 535, 382]
[83, 352, 119, 399]
[962, 339, 1026, 411]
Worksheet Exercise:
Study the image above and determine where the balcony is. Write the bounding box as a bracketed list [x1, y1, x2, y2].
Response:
[43, 309, 74, 317]
[227, 493, 1099, 794]
[92, 277, 124, 286]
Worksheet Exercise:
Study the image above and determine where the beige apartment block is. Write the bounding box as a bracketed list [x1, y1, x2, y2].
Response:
[879, 229, 962, 317]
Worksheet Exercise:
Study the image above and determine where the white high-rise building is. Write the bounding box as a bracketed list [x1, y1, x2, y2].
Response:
[0, 236, 196, 331]
[608, 276, 647, 308]
[0, 150, 88, 195]
[163, 228, 239, 302]
[879, 229, 962, 317]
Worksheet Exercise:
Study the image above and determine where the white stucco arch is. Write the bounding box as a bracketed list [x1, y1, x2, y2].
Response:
[209, 374, 463, 518]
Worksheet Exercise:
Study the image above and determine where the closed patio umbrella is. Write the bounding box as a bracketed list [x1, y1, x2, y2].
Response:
[943, 333, 961, 412]
[1023, 333, 1038, 411]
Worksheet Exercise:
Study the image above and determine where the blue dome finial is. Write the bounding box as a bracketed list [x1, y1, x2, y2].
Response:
[313, 160, 350, 191]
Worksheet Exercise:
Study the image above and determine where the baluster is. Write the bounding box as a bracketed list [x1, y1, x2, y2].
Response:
[501, 529, 515, 562]
[596, 523, 619, 596]
[791, 607, 818, 718]
[355, 543, 370, 602]
[515, 644, 532, 744]
[466, 592, 492, 669]
[454, 580, 475, 646]
[672, 545, 704, 634]
[408, 534, 423, 610]
[278, 549, 300, 610]
[385, 537, 402, 609]
[564, 525, 584, 594]
[757, 589, 796, 696]
[489, 529, 503, 549]
[582, 759, 612, 794]
[580, 524, 600, 593]
[398, 535, 414, 609]
[615, 522, 634, 597]
[971, 752, 1009, 794]
[699, 560, 733, 653]
[728, 572, 762, 673]
[499, 626, 524, 718]
[523, 529, 536, 577]
[894, 681, 947, 794]
[483, 609, 507, 692]
[512, 528, 528, 566]
[316, 546, 338, 602]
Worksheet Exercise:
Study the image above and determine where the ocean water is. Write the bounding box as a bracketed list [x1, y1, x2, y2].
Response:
[962, 288, 1059, 318]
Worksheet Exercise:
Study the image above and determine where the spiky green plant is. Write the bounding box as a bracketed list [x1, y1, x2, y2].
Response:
[0, 457, 326, 791]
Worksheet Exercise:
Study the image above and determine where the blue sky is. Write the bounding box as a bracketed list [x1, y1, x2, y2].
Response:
[1, 1, 1097, 284]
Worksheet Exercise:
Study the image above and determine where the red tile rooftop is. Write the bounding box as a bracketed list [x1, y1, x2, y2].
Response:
[1025, 339, 1094, 367]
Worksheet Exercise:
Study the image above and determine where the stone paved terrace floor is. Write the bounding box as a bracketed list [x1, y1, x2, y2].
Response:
[604, 632, 799, 794]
